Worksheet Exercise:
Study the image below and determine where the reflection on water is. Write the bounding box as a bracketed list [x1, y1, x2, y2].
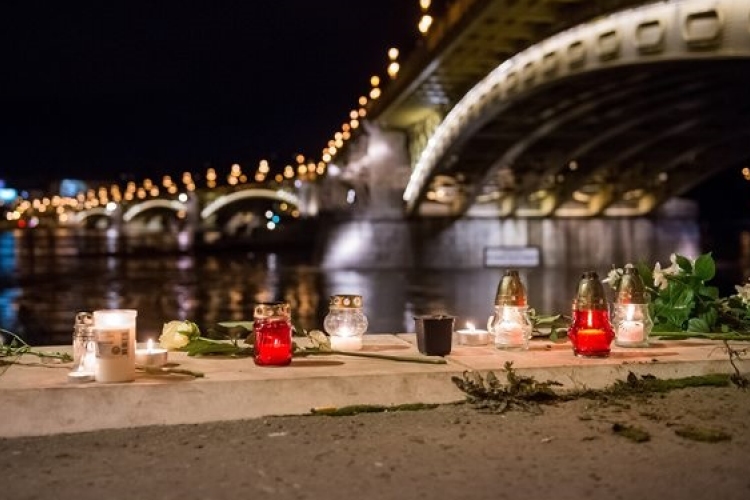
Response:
[1, 228, 748, 346]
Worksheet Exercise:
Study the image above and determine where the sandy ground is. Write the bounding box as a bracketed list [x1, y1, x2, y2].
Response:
[2, 386, 749, 500]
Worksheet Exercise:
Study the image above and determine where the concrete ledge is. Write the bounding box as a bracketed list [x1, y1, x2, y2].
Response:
[2, 334, 747, 438]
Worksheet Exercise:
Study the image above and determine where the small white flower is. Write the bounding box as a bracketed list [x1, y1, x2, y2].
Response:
[604, 267, 624, 290]
[735, 282, 750, 305]
[159, 320, 200, 350]
[653, 262, 669, 290]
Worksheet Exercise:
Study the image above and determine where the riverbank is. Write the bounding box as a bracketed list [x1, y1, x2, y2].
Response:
[2, 385, 749, 500]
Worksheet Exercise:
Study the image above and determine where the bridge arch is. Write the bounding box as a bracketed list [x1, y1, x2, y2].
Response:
[200, 188, 301, 220]
[122, 199, 187, 223]
[72, 207, 112, 224]
[403, 0, 750, 216]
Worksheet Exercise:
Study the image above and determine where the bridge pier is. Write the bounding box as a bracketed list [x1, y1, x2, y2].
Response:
[316, 198, 699, 271]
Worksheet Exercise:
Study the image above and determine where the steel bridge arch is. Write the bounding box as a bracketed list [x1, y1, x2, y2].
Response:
[200, 188, 301, 220]
[403, 0, 750, 215]
[122, 199, 187, 223]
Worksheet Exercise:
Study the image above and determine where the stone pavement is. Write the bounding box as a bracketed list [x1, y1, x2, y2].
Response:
[2, 334, 747, 438]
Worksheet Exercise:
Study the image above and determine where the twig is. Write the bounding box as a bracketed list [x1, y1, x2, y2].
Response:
[722, 340, 749, 388]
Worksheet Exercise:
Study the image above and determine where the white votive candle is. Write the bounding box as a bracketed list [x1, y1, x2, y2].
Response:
[93, 309, 137, 383]
[330, 335, 363, 351]
[456, 322, 490, 346]
[135, 339, 168, 368]
[617, 320, 645, 344]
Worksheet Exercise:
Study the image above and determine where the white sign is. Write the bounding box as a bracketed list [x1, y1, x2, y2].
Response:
[484, 246, 540, 268]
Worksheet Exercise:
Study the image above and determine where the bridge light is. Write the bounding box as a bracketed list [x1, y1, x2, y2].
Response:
[387, 61, 400, 79]
[358, 96, 367, 106]
[420, 0, 431, 10]
[137, 188, 146, 200]
[334, 139, 344, 149]
[228, 176, 239, 185]
[266, 221, 276, 230]
[231, 163, 241, 175]
[657, 172, 668, 183]
[342, 131, 351, 140]
[150, 187, 160, 197]
[206, 169, 217, 182]
[259, 161, 270, 174]
[346, 189, 356, 205]
[350, 119, 360, 129]
[329, 146, 338, 156]
[265, 210, 274, 219]
[418, 14, 433, 34]
[349, 110, 358, 120]
[275, 174, 284, 183]
[568, 160, 578, 171]
[742, 167, 750, 181]
[106, 202, 117, 213]
[280, 203, 288, 211]
[322, 153, 332, 163]
[334, 132, 343, 141]
[369, 87, 381, 100]
[178, 193, 188, 203]
[298, 165, 308, 175]
[272, 215, 280, 224]
[124, 192, 134, 201]
[388, 47, 399, 60]
[370, 75, 380, 87]
[295, 154, 305, 164]
[342, 123, 350, 132]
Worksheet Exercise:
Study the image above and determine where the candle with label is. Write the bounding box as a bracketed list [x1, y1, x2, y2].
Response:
[456, 322, 490, 346]
[93, 309, 137, 383]
[135, 339, 168, 368]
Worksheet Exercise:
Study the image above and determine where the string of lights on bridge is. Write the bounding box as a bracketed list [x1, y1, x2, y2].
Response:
[6, 1, 438, 226]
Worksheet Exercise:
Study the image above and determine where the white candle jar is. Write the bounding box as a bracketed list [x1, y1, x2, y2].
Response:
[613, 303, 652, 347]
[489, 305, 533, 350]
[613, 266, 652, 347]
[488, 270, 533, 350]
[93, 309, 137, 383]
[324, 295, 368, 351]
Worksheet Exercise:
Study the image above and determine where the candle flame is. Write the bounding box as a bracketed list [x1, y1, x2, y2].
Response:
[146, 338, 154, 352]
[466, 322, 475, 331]
[587, 309, 594, 328]
[626, 304, 636, 321]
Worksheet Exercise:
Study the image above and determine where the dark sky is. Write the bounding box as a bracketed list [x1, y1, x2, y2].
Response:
[0, 0, 421, 187]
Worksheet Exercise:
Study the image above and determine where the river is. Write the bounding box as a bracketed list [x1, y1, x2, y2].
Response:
[1, 225, 748, 346]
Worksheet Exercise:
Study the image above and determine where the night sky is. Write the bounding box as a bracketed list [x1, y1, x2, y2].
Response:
[0, 1, 421, 188]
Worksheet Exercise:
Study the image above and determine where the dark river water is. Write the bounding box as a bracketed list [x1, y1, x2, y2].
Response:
[1, 225, 748, 346]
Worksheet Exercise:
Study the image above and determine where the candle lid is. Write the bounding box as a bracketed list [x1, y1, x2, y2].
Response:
[574, 271, 608, 310]
[616, 266, 648, 304]
[254, 301, 291, 319]
[329, 294, 363, 309]
[494, 270, 528, 306]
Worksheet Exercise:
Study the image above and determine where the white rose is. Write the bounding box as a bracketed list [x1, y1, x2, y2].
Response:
[159, 320, 199, 350]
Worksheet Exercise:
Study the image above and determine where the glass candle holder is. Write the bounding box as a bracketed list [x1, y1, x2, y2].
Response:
[567, 271, 614, 357]
[254, 301, 293, 366]
[324, 295, 368, 351]
[488, 270, 533, 350]
[613, 265, 652, 347]
[93, 309, 137, 383]
[68, 312, 96, 383]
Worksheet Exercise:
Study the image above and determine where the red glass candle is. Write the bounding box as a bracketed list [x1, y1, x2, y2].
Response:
[568, 309, 615, 357]
[253, 302, 293, 366]
[568, 271, 615, 358]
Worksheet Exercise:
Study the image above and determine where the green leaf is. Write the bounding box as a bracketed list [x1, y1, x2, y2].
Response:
[693, 253, 715, 281]
[697, 286, 719, 300]
[675, 254, 693, 273]
[687, 317, 710, 333]
[184, 339, 245, 356]
[217, 321, 254, 330]
[636, 262, 655, 291]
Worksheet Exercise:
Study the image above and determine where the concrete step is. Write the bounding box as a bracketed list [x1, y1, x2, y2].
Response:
[2, 334, 747, 438]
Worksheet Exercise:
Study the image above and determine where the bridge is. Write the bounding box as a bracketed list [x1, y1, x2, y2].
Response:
[5, 0, 749, 265]
[341, 0, 750, 218]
